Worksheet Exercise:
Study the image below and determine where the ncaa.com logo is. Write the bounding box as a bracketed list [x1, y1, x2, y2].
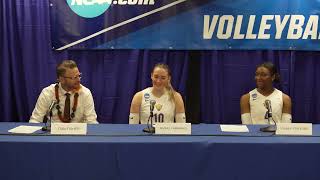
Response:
[67, 0, 155, 18]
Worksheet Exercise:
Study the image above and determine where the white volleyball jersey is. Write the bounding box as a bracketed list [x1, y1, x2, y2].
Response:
[140, 87, 175, 124]
[249, 88, 283, 124]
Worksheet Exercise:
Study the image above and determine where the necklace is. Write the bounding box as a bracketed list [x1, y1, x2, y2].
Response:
[54, 83, 79, 122]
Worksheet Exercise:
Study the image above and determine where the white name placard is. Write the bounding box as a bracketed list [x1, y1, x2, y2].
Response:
[51, 123, 87, 135]
[276, 123, 312, 136]
[155, 123, 191, 135]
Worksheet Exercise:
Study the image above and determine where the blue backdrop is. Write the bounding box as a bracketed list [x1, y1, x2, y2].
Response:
[1, 0, 320, 123]
[51, 0, 320, 50]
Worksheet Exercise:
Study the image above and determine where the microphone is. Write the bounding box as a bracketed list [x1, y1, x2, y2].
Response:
[143, 100, 156, 133]
[264, 99, 272, 118]
[260, 99, 277, 132]
[42, 100, 56, 131]
[48, 100, 57, 115]
[149, 100, 156, 117]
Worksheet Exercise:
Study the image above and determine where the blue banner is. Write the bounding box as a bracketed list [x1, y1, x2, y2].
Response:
[50, 0, 320, 50]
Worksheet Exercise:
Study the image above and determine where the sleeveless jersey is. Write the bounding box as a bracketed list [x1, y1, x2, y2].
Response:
[140, 87, 175, 124]
[249, 88, 283, 124]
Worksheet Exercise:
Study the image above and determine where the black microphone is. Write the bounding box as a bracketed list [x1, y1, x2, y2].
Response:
[149, 100, 156, 117]
[42, 100, 56, 131]
[261, 99, 277, 132]
[143, 100, 156, 133]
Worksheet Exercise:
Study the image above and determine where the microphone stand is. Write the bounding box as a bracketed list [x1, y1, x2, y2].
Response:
[143, 111, 155, 133]
[260, 109, 277, 132]
[42, 109, 53, 131]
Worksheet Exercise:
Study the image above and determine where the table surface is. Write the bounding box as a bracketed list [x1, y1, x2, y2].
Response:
[0, 122, 319, 180]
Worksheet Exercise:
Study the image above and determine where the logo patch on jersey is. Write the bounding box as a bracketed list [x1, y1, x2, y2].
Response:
[252, 93, 257, 101]
[144, 93, 150, 102]
[155, 103, 162, 111]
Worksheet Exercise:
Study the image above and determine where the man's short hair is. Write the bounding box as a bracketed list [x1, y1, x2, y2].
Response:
[56, 60, 78, 78]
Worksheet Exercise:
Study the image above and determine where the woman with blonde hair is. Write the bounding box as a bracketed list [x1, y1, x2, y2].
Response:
[129, 63, 186, 124]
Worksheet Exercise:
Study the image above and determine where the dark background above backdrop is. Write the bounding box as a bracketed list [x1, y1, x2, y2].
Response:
[1, 1, 320, 124]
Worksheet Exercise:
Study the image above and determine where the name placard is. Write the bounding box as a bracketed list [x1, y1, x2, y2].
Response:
[155, 123, 191, 135]
[51, 123, 87, 135]
[276, 123, 312, 136]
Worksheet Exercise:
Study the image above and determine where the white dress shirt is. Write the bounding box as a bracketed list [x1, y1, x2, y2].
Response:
[29, 83, 98, 124]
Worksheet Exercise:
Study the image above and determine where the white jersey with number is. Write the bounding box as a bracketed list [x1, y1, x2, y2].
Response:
[249, 88, 283, 124]
[140, 87, 175, 124]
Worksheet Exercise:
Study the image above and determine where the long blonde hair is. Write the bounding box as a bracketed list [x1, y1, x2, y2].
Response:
[152, 63, 175, 101]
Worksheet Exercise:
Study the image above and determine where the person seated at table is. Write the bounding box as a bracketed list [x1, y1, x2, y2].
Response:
[29, 60, 98, 124]
[240, 62, 292, 124]
[129, 63, 186, 124]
